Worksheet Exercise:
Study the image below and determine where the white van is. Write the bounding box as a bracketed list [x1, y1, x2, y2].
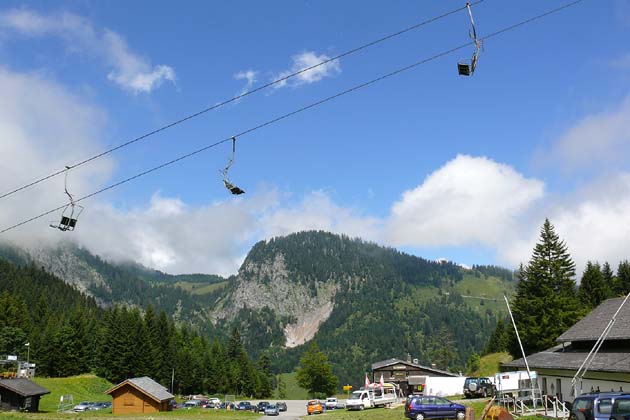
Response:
[346, 383, 398, 410]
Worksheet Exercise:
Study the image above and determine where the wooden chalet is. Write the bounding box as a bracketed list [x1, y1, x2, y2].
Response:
[502, 296, 630, 402]
[0, 378, 50, 412]
[372, 358, 458, 395]
[105, 376, 174, 414]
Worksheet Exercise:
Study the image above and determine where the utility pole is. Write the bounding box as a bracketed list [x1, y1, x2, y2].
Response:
[25, 342, 30, 378]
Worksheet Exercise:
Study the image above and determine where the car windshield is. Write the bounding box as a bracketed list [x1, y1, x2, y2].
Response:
[350, 391, 364, 399]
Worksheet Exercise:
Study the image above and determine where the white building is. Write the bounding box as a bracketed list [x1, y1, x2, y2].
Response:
[502, 297, 630, 402]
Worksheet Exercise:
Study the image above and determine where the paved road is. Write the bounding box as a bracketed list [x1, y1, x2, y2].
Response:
[250, 400, 337, 420]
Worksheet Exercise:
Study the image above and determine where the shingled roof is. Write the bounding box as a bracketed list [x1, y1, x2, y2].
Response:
[105, 376, 174, 402]
[0, 378, 50, 397]
[557, 297, 630, 343]
[502, 346, 630, 374]
[371, 358, 458, 377]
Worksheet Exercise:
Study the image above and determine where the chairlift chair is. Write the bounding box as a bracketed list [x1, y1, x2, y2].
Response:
[50, 167, 84, 231]
[221, 137, 245, 195]
[458, 2, 482, 76]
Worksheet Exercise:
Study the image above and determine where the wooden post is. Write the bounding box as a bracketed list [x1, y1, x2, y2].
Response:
[466, 406, 475, 420]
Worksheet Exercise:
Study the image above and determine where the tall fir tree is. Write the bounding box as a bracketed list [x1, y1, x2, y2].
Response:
[616, 261, 630, 296]
[510, 219, 583, 355]
[296, 342, 339, 398]
[602, 262, 616, 298]
[578, 262, 607, 309]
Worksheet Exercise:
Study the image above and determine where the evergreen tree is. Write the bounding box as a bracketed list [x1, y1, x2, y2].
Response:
[616, 261, 630, 295]
[466, 352, 481, 375]
[276, 374, 287, 399]
[578, 262, 608, 309]
[484, 319, 509, 354]
[510, 219, 583, 355]
[296, 342, 338, 398]
[602, 262, 616, 298]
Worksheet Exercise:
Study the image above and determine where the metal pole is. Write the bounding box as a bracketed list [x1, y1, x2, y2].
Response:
[504, 295, 538, 410]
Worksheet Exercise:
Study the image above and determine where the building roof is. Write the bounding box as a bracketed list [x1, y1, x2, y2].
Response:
[371, 358, 458, 377]
[502, 346, 630, 374]
[0, 378, 50, 397]
[105, 376, 174, 402]
[557, 297, 630, 343]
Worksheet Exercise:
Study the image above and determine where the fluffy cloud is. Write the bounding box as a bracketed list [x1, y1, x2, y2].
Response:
[546, 97, 630, 171]
[0, 8, 175, 93]
[273, 51, 341, 88]
[260, 190, 382, 241]
[500, 174, 630, 273]
[234, 69, 257, 96]
[0, 66, 112, 246]
[385, 155, 545, 248]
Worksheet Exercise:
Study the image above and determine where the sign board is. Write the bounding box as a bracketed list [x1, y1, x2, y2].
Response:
[343, 385, 352, 391]
[7, 355, 17, 361]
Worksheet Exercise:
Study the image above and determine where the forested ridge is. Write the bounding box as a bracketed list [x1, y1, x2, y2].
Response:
[0, 259, 274, 397]
[0, 231, 516, 390]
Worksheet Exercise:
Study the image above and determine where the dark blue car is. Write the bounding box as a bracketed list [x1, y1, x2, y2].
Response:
[405, 395, 466, 420]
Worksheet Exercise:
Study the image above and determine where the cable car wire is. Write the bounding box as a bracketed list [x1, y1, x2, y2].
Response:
[0, 0, 484, 202]
[0, 0, 587, 236]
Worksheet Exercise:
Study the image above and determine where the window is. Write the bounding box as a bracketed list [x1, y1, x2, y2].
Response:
[597, 398, 612, 414]
[435, 397, 450, 405]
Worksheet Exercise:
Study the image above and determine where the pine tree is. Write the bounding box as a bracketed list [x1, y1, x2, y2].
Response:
[616, 261, 630, 295]
[578, 262, 607, 309]
[602, 262, 616, 298]
[296, 342, 338, 398]
[510, 219, 583, 355]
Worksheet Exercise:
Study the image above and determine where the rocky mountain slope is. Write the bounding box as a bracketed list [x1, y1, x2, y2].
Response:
[0, 231, 515, 385]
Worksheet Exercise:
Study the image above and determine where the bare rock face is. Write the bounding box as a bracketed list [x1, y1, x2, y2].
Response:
[27, 243, 108, 296]
[215, 252, 338, 348]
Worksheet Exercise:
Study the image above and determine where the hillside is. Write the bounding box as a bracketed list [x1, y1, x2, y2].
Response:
[0, 231, 515, 387]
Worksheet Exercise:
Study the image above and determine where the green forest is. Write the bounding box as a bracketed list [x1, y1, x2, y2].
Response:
[2, 222, 625, 393]
[0, 259, 274, 397]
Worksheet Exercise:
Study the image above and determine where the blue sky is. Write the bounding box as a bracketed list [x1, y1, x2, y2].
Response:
[1, 0, 629, 276]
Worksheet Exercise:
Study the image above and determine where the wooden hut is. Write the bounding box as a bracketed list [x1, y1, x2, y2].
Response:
[0, 378, 50, 412]
[105, 376, 174, 414]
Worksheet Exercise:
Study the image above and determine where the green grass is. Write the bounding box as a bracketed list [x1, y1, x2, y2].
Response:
[174, 281, 228, 295]
[472, 352, 513, 377]
[0, 409, 261, 419]
[276, 372, 309, 400]
[306, 405, 404, 420]
[33, 374, 113, 413]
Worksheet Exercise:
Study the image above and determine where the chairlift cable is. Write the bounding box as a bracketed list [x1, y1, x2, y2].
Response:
[0, 1, 484, 202]
[0, 0, 588, 236]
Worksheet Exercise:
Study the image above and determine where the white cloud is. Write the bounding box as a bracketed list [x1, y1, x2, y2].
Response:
[76, 192, 274, 276]
[260, 190, 382, 241]
[234, 69, 257, 95]
[273, 51, 341, 89]
[0, 8, 175, 93]
[545, 97, 630, 171]
[500, 174, 630, 274]
[0, 66, 112, 246]
[385, 155, 544, 248]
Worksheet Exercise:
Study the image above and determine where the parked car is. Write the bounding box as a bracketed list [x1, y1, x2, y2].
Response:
[236, 401, 252, 411]
[405, 395, 466, 420]
[183, 400, 202, 409]
[463, 377, 496, 398]
[335, 401, 346, 409]
[611, 394, 630, 420]
[73, 401, 94, 412]
[219, 401, 235, 410]
[202, 401, 216, 409]
[325, 397, 338, 410]
[257, 401, 270, 412]
[276, 401, 287, 412]
[89, 401, 112, 411]
[570, 392, 630, 420]
[264, 404, 280, 416]
[307, 399, 323, 415]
